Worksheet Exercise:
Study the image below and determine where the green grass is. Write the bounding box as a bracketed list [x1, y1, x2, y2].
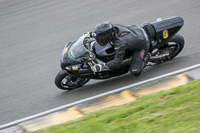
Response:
[35, 80, 200, 133]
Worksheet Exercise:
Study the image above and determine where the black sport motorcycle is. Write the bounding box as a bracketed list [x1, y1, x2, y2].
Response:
[55, 16, 184, 90]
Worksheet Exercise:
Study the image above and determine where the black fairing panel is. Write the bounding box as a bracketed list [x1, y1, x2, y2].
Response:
[150, 16, 184, 43]
[142, 16, 184, 49]
[150, 16, 184, 32]
[60, 42, 80, 70]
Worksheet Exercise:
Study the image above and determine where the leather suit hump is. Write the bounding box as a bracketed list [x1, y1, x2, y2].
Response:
[105, 23, 149, 70]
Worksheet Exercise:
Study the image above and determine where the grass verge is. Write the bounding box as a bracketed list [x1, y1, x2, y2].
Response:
[35, 80, 200, 133]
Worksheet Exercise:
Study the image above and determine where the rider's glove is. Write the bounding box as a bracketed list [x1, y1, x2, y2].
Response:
[91, 63, 109, 72]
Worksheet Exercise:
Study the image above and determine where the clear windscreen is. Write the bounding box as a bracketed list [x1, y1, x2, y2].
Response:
[68, 35, 90, 61]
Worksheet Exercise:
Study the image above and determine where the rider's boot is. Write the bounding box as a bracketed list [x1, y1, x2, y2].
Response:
[130, 50, 150, 77]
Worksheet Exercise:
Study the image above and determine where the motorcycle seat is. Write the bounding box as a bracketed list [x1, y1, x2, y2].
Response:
[142, 24, 156, 40]
[142, 24, 156, 47]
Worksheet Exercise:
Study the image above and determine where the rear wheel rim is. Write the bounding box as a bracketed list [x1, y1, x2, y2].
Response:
[155, 42, 180, 58]
[166, 42, 180, 57]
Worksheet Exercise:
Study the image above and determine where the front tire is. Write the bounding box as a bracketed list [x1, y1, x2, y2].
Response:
[55, 70, 90, 90]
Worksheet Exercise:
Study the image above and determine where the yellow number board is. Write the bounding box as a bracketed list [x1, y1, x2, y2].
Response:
[72, 66, 78, 70]
[163, 30, 168, 39]
[62, 47, 68, 55]
[157, 18, 162, 22]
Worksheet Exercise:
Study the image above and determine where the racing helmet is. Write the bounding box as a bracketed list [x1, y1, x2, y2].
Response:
[93, 22, 114, 46]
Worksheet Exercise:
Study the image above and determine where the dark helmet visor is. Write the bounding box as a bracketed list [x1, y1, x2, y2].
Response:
[96, 30, 113, 46]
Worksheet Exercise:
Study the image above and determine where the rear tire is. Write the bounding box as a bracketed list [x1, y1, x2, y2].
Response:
[150, 34, 184, 63]
[55, 70, 90, 91]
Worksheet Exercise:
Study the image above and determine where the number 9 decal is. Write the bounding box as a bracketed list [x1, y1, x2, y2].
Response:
[163, 30, 168, 39]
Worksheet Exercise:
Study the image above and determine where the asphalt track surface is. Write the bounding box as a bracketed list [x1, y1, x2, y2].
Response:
[0, 0, 200, 125]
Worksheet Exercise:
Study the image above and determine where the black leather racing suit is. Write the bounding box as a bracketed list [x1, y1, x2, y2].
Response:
[105, 23, 150, 76]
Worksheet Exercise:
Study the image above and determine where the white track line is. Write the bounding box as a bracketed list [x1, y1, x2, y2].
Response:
[1, 63, 200, 130]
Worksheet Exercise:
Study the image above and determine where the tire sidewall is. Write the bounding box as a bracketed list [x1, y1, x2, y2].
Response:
[54, 70, 90, 90]
[54, 70, 76, 90]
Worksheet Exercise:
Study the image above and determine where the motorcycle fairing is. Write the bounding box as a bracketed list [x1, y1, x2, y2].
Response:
[142, 16, 184, 49]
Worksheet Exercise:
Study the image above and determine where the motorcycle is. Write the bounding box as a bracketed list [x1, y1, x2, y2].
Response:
[55, 16, 184, 90]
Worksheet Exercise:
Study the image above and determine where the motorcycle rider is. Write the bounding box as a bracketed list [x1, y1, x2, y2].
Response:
[90, 21, 150, 77]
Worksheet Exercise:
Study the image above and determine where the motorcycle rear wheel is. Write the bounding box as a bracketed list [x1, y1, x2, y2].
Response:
[55, 70, 90, 90]
[150, 34, 184, 63]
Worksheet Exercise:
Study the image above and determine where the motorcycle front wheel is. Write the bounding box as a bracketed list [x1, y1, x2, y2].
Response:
[55, 70, 90, 91]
